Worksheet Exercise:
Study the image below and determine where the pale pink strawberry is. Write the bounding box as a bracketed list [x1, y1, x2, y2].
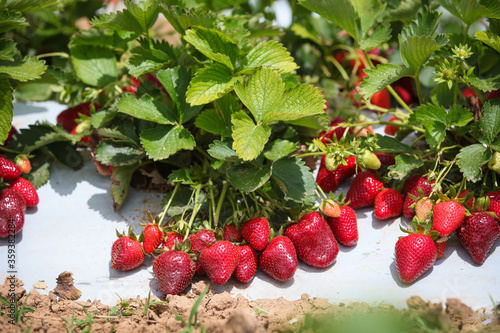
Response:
[402, 175, 433, 219]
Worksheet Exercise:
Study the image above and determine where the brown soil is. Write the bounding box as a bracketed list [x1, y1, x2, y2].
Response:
[0, 277, 499, 333]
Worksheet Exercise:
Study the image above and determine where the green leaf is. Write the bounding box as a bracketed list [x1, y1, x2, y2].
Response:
[359, 63, 413, 98]
[95, 139, 145, 166]
[128, 38, 177, 77]
[475, 31, 500, 54]
[424, 121, 447, 149]
[91, 110, 119, 128]
[91, 0, 160, 34]
[468, 73, 500, 92]
[0, 39, 16, 61]
[383, 0, 424, 23]
[457, 144, 491, 182]
[156, 67, 202, 123]
[0, 78, 13, 145]
[161, 6, 216, 36]
[387, 155, 424, 180]
[399, 6, 441, 42]
[184, 26, 238, 70]
[195, 108, 230, 137]
[231, 111, 271, 161]
[411, 103, 448, 124]
[23, 155, 50, 189]
[186, 63, 242, 105]
[227, 162, 272, 193]
[47, 142, 83, 170]
[358, 23, 392, 50]
[271, 157, 316, 204]
[96, 127, 138, 145]
[140, 124, 196, 161]
[0, 56, 46, 82]
[111, 162, 142, 211]
[375, 134, 414, 154]
[117, 94, 177, 124]
[0, 0, 58, 11]
[0, 9, 28, 34]
[473, 99, 500, 145]
[207, 140, 239, 161]
[447, 105, 473, 126]
[264, 140, 297, 161]
[167, 169, 195, 185]
[239, 40, 298, 74]
[70, 45, 117, 87]
[399, 35, 441, 73]
[286, 113, 329, 130]
[438, 0, 492, 26]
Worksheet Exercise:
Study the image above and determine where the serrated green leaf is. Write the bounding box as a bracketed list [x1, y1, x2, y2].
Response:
[0, 0, 58, 11]
[482, 0, 500, 18]
[91, 110, 119, 128]
[0, 56, 46, 82]
[91, 0, 160, 34]
[117, 94, 177, 124]
[207, 140, 239, 161]
[140, 124, 196, 161]
[425, 121, 447, 149]
[227, 162, 272, 193]
[411, 103, 448, 124]
[438, 0, 492, 25]
[186, 63, 242, 105]
[286, 113, 329, 130]
[70, 28, 115, 48]
[264, 140, 297, 161]
[95, 139, 145, 166]
[128, 38, 177, 77]
[387, 154, 424, 180]
[184, 26, 238, 70]
[290, 23, 322, 45]
[400, 35, 441, 73]
[156, 67, 201, 123]
[0, 78, 13, 145]
[111, 162, 142, 211]
[359, 63, 414, 99]
[239, 40, 298, 74]
[375, 134, 414, 154]
[468, 73, 500, 92]
[231, 110, 271, 161]
[0, 39, 16, 61]
[399, 6, 441, 42]
[475, 31, 500, 54]
[195, 108, 230, 137]
[167, 169, 195, 184]
[359, 23, 392, 50]
[23, 156, 49, 189]
[161, 6, 216, 36]
[473, 99, 500, 145]
[70, 45, 117, 87]
[383, 0, 423, 23]
[298, 0, 359, 39]
[47, 142, 83, 170]
[447, 105, 473, 126]
[0, 9, 28, 34]
[95, 127, 138, 144]
[271, 157, 316, 204]
[457, 144, 491, 182]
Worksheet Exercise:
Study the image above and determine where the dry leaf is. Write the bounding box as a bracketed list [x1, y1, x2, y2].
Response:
[53, 271, 81, 300]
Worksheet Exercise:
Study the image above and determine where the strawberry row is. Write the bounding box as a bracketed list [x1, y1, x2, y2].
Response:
[110, 210, 359, 296]
[316, 152, 500, 284]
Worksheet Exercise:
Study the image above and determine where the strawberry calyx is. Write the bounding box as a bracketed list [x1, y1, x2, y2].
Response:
[116, 225, 139, 241]
[400, 220, 439, 240]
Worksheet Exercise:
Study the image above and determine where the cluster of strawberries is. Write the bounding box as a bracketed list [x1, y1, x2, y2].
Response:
[110, 208, 357, 296]
[316, 144, 500, 284]
[0, 154, 39, 238]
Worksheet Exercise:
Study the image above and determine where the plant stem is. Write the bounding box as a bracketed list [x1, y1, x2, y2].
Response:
[415, 72, 424, 105]
[185, 185, 203, 238]
[158, 183, 180, 224]
[214, 181, 229, 227]
[37, 52, 69, 59]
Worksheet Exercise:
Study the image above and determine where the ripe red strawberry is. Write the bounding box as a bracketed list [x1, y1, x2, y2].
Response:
[370, 87, 391, 109]
[393, 85, 413, 105]
[484, 191, 500, 218]
[223, 223, 242, 242]
[153, 251, 196, 295]
[456, 212, 500, 264]
[0, 156, 21, 180]
[241, 217, 270, 251]
[56, 102, 94, 132]
[284, 211, 339, 268]
[8, 177, 39, 207]
[163, 231, 184, 250]
[395, 233, 437, 284]
[110, 235, 144, 271]
[345, 171, 384, 209]
[1, 126, 18, 147]
[0, 189, 26, 238]
[188, 229, 216, 275]
[374, 188, 403, 220]
[457, 190, 475, 208]
[327, 205, 358, 247]
[415, 198, 433, 222]
[374, 153, 396, 167]
[436, 240, 447, 259]
[142, 224, 164, 255]
[320, 199, 341, 218]
[318, 117, 349, 144]
[384, 116, 400, 136]
[259, 236, 298, 282]
[431, 200, 465, 236]
[234, 245, 258, 283]
[14, 155, 31, 174]
[316, 156, 357, 193]
[402, 175, 433, 219]
[199, 241, 240, 285]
